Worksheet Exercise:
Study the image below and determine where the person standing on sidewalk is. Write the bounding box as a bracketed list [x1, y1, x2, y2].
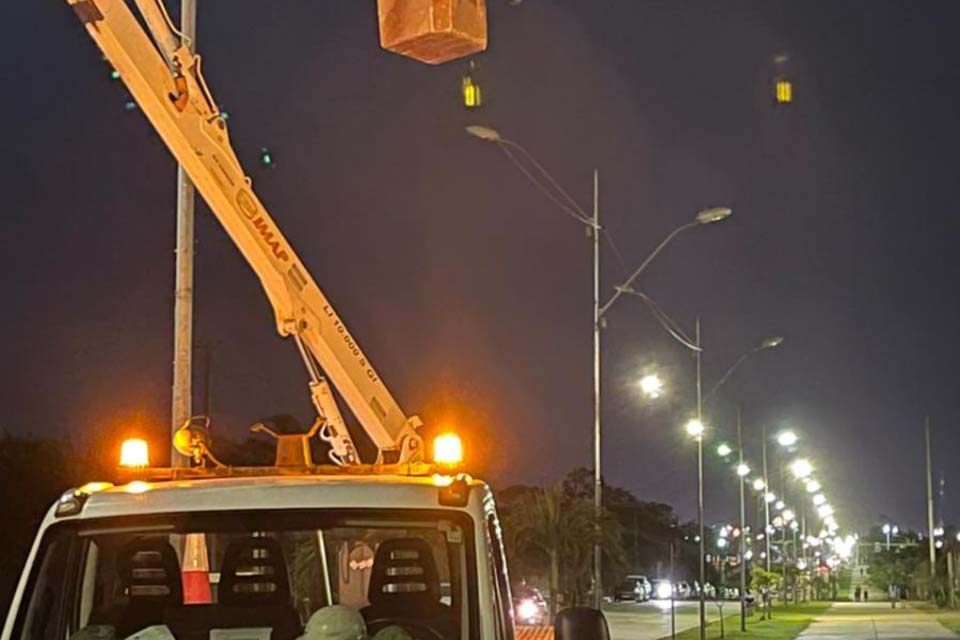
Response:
[889, 584, 897, 609]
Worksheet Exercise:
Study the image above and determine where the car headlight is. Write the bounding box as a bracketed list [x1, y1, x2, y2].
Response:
[656, 582, 673, 599]
[517, 599, 538, 620]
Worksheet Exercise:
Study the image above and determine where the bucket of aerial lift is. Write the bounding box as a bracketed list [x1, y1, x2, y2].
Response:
[377, 0, 487, 65]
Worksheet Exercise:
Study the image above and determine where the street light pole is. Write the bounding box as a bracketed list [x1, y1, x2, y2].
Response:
[696, 317, 706, 640]
[926, 417, 937, 587]
[738, 408, 747, 632]
[762, 425, 771, 571]
[592, 170, 603, 608]
[171, 0, 197, 467]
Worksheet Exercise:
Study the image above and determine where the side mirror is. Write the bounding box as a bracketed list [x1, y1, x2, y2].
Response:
[554, 607, 610, 640]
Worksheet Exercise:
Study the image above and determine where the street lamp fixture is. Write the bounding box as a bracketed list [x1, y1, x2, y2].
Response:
[775, 500, 785, 510]
[817, 504, 834, 519]
[776, 430, 798, 447]
[695, 207, 733, 224]
[782, 509, 796, 522]
[813, 493, 826, 506]
[752, 478, 766, 491]
[717, 443, 733, 457]
[639, 374, 664, 399]
[764, 492, 777, 503]
[790, 458, 813, 479]
[465, 124, 502, 142]
[736, 463, 751, 477]
[805, 479, 821, 493]
[685, 419, 706, 439]
[759, 336, 785, 349]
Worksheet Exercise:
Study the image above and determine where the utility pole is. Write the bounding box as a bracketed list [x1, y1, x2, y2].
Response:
[696, 318, 706, 640]
[171, 0, 197, 466]
[737, 408, 747, 632]
[592, 169, 602, 609]
[926, 417, 936, 587]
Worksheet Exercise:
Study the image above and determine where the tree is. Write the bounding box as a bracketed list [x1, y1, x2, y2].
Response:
[0, 434, 107, 610]
[750, 567, 782, 619]
[499, 483, 624, 614]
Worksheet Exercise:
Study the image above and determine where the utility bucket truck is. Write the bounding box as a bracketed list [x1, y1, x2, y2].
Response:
[3, 1, 610, 640]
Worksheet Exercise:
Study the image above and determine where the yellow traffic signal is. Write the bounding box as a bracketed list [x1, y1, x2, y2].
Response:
[775, 78, 792, 104]
[462, 74, 482, 108]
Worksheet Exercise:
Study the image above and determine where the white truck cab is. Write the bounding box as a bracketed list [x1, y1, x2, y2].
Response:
[2, 452, 516, 640]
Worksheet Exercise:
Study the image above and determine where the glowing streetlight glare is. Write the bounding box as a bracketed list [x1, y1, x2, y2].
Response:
[717, 537, 728, 548]
[782, 509, 795, 522]
[736, 463, 751, 477]
[717, 443, 733, 457]
[776, 431, 798, 447]
[764, 492, 776, 504]
[775, 500, 785, 510]
[882, 523, 891, 535]
[790, 458, 813, 479]
[685, 419, 705, 439]
[817, 504, 834, 518]
[752, 478, 766, 491]
[639, 374, 664, 399]
[805, 480, 821, 493]
[813, 493, 826, 506]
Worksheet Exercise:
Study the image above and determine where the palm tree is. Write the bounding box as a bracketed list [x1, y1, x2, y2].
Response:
[503, 485, 623, 615]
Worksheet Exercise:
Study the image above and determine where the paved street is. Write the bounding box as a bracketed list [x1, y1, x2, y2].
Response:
[603, 600, 727, 640]
[800, 602, 957, 640]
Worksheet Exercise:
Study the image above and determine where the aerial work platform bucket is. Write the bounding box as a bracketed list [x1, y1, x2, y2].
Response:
[377, 0, 487, 65]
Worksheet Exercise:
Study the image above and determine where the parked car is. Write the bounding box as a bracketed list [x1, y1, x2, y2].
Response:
[614, 575, 651, 602]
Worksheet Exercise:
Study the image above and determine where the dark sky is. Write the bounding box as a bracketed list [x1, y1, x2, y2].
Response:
[4, 0, 960, 533]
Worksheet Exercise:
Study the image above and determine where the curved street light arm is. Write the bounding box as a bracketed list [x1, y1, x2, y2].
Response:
[703, 350, 755, 405]
[618, 287, 701, 352]
[600, 222, 699, 318]
[496, 138, 596, 227]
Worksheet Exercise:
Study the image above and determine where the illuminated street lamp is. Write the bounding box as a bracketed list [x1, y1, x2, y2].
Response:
[686, 419, 706, 440]
[736, 463, 751, 477]
[805, 479, 821, 493]
[753, 478, 766, 491]
[777, 430, 798, 447]
[790, 458, 813, 479]
[717, 443, 733, 457]
[813, 493, 826, 506]
[639, 374, 664, 399]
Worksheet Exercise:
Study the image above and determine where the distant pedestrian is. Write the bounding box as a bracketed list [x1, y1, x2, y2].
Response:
[864, 589, 870, 601]
[889, 584, 897, 608]
[855, 586, 862, 602]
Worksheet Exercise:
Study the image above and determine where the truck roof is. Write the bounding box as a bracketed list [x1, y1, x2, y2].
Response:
[48, 473, 490, 524]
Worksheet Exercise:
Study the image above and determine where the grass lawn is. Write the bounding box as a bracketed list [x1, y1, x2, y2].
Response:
[921, 606, 960, 634]
[835, 569, 852, 601]
[659, 602, 832, 640]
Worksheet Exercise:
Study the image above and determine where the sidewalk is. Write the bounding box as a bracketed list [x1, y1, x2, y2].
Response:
[799, 602, 957, 640]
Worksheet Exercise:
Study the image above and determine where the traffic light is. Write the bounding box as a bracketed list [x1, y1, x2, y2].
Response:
[775, 78, 793, 104]
[461, 60, 482, 109]
[772, 53, 793, 105]
[259, 147, 275, 169]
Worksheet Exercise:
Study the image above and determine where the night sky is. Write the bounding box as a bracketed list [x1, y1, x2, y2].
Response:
[4, 1, 960, 533]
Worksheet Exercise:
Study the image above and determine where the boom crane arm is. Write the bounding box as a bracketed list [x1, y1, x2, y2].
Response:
[67, 0, 424, 464]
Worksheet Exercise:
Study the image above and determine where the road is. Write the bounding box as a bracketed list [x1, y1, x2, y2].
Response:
[602, 600, 729, 640]
[799, 602, 957, 640]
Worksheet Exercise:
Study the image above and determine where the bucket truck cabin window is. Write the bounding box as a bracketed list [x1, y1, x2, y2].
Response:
[11, 510, 478, 640]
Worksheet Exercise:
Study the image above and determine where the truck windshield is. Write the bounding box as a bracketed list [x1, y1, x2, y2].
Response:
[12, 509, 477, 640]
